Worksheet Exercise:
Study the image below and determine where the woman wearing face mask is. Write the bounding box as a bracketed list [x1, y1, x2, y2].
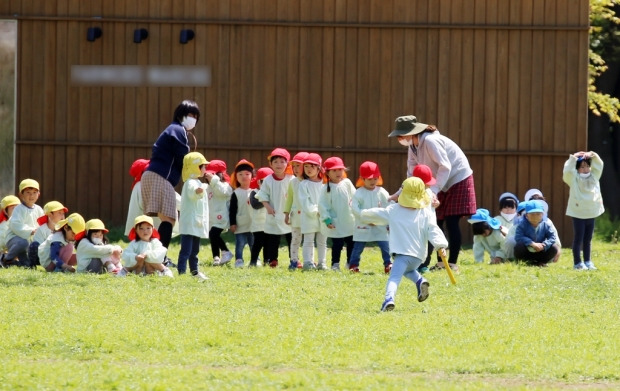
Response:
[563, 151, 605, 271]
[141, 100, 200, 254]
[388, 115, 477, 272]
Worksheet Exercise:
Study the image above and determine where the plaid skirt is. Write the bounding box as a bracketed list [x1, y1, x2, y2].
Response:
[141, 171, 178, 221]
[436, 175, 477, 220]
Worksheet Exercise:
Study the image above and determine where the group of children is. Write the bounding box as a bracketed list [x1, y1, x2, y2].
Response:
[0, 149, 606, 311]
[468, 151, 605, 271]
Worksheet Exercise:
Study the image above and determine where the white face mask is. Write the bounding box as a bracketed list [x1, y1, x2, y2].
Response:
[92, 237, 103, 245]
[182, 116, 197, 131]
[500, 212, 517, 222]
[579, 172, 591, 179]
[398, 138, 412, 147]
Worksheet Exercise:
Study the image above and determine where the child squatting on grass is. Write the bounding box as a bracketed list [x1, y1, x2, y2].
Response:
[361, 177, 448, 312]
[513, 200, 560, 267]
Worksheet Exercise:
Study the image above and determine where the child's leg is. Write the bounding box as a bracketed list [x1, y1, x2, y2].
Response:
[316, 232, 328, 268]
[302, 233, 316, 268]
[188, 236, 201, 274]
[177, 234, 192, 274]
[402, 257, 423, 284]
[5, 236, 29, 267]
[331, 237, 344, 266]
[571, 217, 585, 265]
[444, 215, 462, 264]
[263, 233, 281, 265]
[290, 227, 302, 264]
[85, 259, 104, 273]
[234, 233, 245, 260]
[377, 241, 392, 266]
[28, 241, 40, 267]
[344, 235, 354, 263]
[283, 232, 292, 261]
[250, 231, 265, 265]
[384, 255, 408, 301]
[582, 218, 595, 263]
[349, 241, 366, 268]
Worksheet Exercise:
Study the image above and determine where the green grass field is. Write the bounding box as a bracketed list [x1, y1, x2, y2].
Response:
[1, 238, 619, 390]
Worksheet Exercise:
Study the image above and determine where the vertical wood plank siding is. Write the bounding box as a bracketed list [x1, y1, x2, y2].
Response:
[0, 0, 589, 245]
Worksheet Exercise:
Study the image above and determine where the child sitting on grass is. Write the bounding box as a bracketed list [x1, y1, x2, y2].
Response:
[361, 177, 448, 312]
[468, 208, 507, 264]
[120, 215, 172, 277]
[4, 179, 44, 267]
[76, 219, 123, 274]
[29, 201, 68, 267]
[514, 200, 560, 267]
[38, 213, 85, 273]
[0, 195, 20, 264]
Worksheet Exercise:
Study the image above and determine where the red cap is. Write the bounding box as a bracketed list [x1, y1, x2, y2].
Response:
[323, 156, 346, 170]
[267, 147, 290, 162]
[412, 164, 436, 186]
[206, 160, 227, 174]
[129, 159, 150, 189]
[303, 153, 323, 166]
[250, 167, 274, 189]
[356, 161, 383, 187]
[291, 152, 309, 164]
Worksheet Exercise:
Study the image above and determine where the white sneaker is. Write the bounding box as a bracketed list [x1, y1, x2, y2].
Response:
[235, 259, 244, 268]
[212, 256, 221, 266]
[160, 267, 174, 278]
[116, 268, 128, 277]
[193, 271, 208, 282]
[331, 263, 340, 272]
[220, 251, 233, 265]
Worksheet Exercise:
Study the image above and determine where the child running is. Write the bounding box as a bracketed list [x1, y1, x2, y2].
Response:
[319, 157, 356, 271]
[298, 153, 328, 270]
[350, 161, 392, 273]
[229, 159, 255, 268]
[38, 213, 85, 272]
[361, 177, 448, 312]
[563, 151, 605, 270]
[178, 152, 209, 281]
[120, 215, 172, 277]
[76, 219, 123, 273]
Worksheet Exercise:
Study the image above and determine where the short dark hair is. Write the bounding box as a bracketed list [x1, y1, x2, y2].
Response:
[471, 221, 492, 236]
[173, 100, 200, 123]
[576, 158, 591, 170]
[499, 197, 517, 209]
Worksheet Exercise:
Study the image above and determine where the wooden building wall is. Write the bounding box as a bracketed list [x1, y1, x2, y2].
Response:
[0, 0, 590, 245]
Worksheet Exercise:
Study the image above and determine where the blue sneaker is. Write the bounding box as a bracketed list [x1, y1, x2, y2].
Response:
[416, 278, 430, 302]
[288, 261, 299, 270]
[381, 297, 395, 312]
[573, 262, 588, 271]
[417, 266, 429, 274]
[584, 261, 597, 270]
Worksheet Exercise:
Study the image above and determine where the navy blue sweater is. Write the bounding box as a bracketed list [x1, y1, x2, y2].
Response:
[147, 122, 190, 187]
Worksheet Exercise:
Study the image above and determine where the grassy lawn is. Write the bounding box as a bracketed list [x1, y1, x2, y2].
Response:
[1, 237, 618, 390]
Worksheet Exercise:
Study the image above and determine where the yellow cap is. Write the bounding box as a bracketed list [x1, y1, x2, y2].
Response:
[19, 178, 40, 193]
[55, 213, 86, 234]
[182, 152, 208, 182]
[85, 218, 109, 233]
[43, 201, 68, 215]
[134, 215, 154, 227]
[1, 195, 20, 210]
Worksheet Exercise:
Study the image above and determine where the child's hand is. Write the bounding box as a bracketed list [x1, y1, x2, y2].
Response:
[490, 257, 504, 264]
[431, 195, 440, 209]
[388, 193, 399, 202]
[327, 223, 336, 229]
[284, 213, 290, 225]
[438, 248, 447, 259]
[230, 224, 237, 233]
[136, 254, 146, 262]
[265, 205, 276, 216]
[531, 242, 544, 252]
[196, 187, 204, 194]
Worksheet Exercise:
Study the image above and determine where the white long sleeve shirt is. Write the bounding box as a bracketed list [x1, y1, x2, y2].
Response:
[6, 203, 44, 242]
[179, 178, 209, 238]
[362, 203, 448, 260]
[297, 180, 324, 234]
[563, 153, 605, 219]
[472, 229, 507, 263]
[121, 239, 167, 268]
[207, 176, 233, 230]
[76, 240, 122, 273]
[351, 186, 390, 242]
[255, 174, 293, 235]
[318, 179, 356, 238]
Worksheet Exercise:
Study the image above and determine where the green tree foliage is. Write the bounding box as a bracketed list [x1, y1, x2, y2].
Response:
[589, 0, 620, 122]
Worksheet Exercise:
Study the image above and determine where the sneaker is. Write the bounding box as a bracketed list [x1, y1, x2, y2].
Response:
[331, 263, 340, 272]
[384, 263, 392, 274]
[220, 251, 233, 265]
[212, 256, 221, 266]
[381, 297, 395, 312]
[574, 262, 588, 271]
[349, 265, 360, 273]
[193, 271, 209, 282]
[416, 277, 430, 302]
[116, 268, 128, 277]
[317, 263, 329, 270]
[584, 261, 597, 270]
[268, 260, 278, 268]
[160, 267, 174, 277]
[429, 262, 445, 271]
[235, 259, 245, 268]
[302, 262, 316, 271]
[418, 266, 429, 274]
[288, 261, 299, 270]
[448, 263, 459, 272]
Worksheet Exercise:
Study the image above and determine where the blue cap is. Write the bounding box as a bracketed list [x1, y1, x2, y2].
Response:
[525, 200, 545, 214]
[468, 208, 491, 224]
[498, 192, 519, 203]
[487, 217, 501, 230]
[517, 201, 527, 213]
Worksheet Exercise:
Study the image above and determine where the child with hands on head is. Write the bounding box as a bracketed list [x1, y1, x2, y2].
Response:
[563, 151, 605, 270]
[350, 161, 392, 274]
[121, 215, 172, 277]
[361, 177, 448, 312]
[255, 148, 293, 268]
[319, 157, 356, 272]
[29, 201, 68, 268]
[205, 159, 234, 266]
[178, 152, 210, 281]
[76, 219, 123, 273]
[229, 159, 255, 268]
[38, 213, 85, 272]
[298, 153, 328, 270]
[283, 152, 309, 270]
[0, 195, 21, 265]
[4, 179, 44, 267]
